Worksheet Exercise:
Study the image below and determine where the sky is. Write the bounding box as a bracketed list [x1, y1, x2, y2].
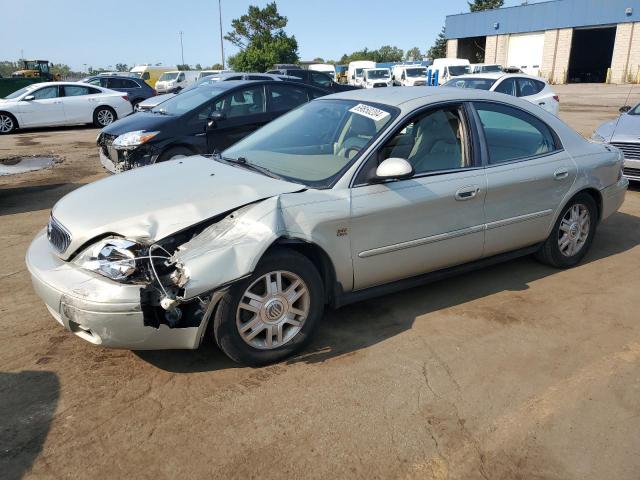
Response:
[1, 0, 534, 71]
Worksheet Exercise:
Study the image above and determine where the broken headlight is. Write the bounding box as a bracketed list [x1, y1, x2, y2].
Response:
[74, 238, 143, 281]
[112, 130, 159, 149]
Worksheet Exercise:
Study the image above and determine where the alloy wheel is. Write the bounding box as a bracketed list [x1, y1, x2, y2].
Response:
[558, 203, 590, 257]
[97, 109, 114, 126]
[236, 270, 310, 350]
[0, 114, 14, 133]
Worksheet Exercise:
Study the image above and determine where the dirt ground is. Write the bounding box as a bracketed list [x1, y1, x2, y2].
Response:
[1, 84, 639, 480]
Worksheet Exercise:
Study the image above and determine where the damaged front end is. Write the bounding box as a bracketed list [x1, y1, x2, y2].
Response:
[98, 132, 159, 173]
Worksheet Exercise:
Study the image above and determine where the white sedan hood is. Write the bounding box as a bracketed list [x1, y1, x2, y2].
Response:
[52, 155, 304, 259]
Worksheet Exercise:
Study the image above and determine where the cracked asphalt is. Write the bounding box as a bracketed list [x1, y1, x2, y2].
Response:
[1, 84, 639, 479]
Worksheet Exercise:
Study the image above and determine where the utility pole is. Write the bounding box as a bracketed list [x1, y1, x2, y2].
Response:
[218, 0, 225, 69]
[179, 31, 185, 66]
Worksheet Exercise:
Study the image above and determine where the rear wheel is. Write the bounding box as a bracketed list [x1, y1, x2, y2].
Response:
[0, 113, 17, 134]
[213, 249, 324, 366]
[93, 106, 116, 127]
[535, 193, 597, 268]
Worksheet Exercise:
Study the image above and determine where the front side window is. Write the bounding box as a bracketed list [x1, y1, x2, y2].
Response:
[494, 78, 517, 96]
[474, 102, 558, 164]
[378, 106, 469, 175]
[152, 86, 225, 115]
[32, 86, 59, 99]
[63, 85, 90, 96]
[220, 86, 266, 118]
[87, 78, 102, 86]
[223, 99, 396, 187]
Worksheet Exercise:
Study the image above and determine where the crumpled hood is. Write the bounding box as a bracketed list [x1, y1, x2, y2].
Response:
[51, 156, 304, 259]
[101, 111, 175, 136]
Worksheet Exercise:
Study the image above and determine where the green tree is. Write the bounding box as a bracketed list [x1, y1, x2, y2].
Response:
[115, 63, 129, 72]
[468, 0, 504, 12]
[195, 63, 203, 70]
[313, 57, 325, 63]
[210, 63, 224, 70]
[405, 47, 422, 61]
[375, 45, 404, 62]
[177, 64, 191, 71]
[0, 61, 18, 77]
[225, 2, 299, 72]
[427, 27, 447, 59]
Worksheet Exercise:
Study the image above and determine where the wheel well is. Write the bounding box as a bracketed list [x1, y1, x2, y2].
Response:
[94, 105, 117, 120]
[270, 239, 337, 305]
[0, 111, 19, 128]
[574, 188, 603, 221]
[159, 144, 198, 159]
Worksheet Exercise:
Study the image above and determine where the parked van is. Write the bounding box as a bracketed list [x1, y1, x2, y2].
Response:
[362, 68, 393, 88]
[348, 60, 376, 87]
[154, 70, 199, 94]
[129, 65, 177, 88]
[469, 63, 503, 74]
[428, 59, 470, 85]
[197, 70, 233, 80]
[392, 65, 428, 86]
[309, 63, 336, 80]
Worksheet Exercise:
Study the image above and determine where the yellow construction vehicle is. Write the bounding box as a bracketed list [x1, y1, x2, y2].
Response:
[11, 60, 60, 80]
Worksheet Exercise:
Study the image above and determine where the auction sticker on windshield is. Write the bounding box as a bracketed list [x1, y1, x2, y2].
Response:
[349, 104, 390, 122]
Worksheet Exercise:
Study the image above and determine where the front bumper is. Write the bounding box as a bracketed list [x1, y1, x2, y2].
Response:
[97, 136, 158, 173]
[26, 230, 202, 350]
[601, 176, 629, 221]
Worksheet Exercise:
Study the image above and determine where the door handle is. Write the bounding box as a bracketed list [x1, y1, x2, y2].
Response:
[455, 185, 480, 201]
[538, 102, 546, 105]
[554, 168, 569, 180]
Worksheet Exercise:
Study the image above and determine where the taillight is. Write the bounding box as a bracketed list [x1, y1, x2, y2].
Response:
[553, 95, 560, 102]
[122, 94, 129, 102]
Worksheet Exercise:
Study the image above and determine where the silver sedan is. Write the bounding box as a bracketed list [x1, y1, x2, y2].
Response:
[26, 87, 628, 365]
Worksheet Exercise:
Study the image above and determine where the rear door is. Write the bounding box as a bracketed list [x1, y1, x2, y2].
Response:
[17, 86, 65, 127]
[60, 85, 98, 123]
[473, 101, 576, 257]
[266, 83, 311, 119]
[206, 85, 270, 152]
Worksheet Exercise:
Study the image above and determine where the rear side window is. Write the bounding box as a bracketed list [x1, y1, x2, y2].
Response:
[64, 86, 90, 96]
[474, 102, 558, 164]
[310, 71, 332, 87]
[494, 78, 516, 96]
[516, 78, 545, 97]
[268, 84, 308, 111]
[142, 72, 150, 80]
[108, 78, 139, 89]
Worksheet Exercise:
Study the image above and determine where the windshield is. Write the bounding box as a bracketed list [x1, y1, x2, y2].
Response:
[477, 65, 502, 73]
[448, 66, 470, 76]
[5, 86, 32, 99]
[444, 78, 496, 90]
[151, 86, 225, 115]
[355, 68, 364, 77]
[628, 103, 640, 115]
[405, 68, 426, 77]
[365, 70, 390, 80]
[222, 99, 396, 188]
[159, 72, 179, 81]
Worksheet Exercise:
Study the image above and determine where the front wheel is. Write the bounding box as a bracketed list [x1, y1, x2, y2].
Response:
[0, 113, 17, 134]
[535, 193, 597, 268]
[213, 249, 324, 366]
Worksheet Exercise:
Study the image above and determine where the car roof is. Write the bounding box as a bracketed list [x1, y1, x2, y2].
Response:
[26, 81, 103, 88]
[449, 72, 548, 82]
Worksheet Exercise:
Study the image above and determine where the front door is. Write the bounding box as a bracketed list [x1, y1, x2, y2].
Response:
[472, 101, 577, 257]
[18, 85, 65, 127]
[349, 103, 487, 290]
[206, 85, 270, 152]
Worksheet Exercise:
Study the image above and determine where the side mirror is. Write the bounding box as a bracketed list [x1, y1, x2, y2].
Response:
[23, 95, 35, 101]
[374, 158, 414, 181]
[619, 105, 631, 113]
[207, 111, 226, 129]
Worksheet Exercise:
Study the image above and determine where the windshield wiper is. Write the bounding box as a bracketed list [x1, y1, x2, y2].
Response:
[215, 154, 283, 180]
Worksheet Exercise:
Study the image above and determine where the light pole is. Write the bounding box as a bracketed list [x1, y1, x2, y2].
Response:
[179, 31, 185, 66]
[218, 0, 225, 69]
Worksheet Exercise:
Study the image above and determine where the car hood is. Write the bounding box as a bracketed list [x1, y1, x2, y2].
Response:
[51, 155, 304, 259]
[138, 94, 175, 109]
[605, 114, 640, 143]
[101, 111, 175, 136]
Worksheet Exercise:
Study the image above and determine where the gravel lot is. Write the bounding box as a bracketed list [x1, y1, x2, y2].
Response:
[1, 84, 639, 480]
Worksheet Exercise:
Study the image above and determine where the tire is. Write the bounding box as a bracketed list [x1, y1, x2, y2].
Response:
[535, 192, 597, 268]
[157, 146, 194, 162]
[93, 106, 116, 128]
[0, 112, 17, 134]
[213, 248, 324, 366]
[131, 98, 142, 110]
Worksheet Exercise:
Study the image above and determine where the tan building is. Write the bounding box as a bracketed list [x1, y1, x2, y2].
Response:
[445, 0, 640, 84]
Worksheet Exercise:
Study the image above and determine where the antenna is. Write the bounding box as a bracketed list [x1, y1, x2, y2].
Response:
[179, 31, 185, 66]
[218, 0, 225, 69]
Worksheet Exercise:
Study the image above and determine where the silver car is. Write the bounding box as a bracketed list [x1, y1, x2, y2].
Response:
[26, 88, 628, 365]
[592, 103, 640, 181]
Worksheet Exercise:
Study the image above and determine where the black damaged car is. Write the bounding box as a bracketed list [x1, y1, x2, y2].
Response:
[97, 80, 328, 172]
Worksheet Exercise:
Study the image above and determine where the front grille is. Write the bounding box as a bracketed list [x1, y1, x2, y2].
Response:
[610, 142, 640, 160]
[623, 167, 640, 178]
[47, 216, 71, 253]
[99, 133, 119, 162]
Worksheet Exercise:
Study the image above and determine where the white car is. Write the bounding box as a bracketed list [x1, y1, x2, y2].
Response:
[444, 73, 560, 116]
[0, 82, 133, 134]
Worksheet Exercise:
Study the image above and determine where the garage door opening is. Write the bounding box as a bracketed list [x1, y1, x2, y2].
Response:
[457, 36, 486, 63]
[568, 26, 616, 83]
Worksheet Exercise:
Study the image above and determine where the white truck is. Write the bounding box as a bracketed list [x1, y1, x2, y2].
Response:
[362, 68, 393, 88]
[154, 70, 199, 94]
[428, 58, 471, 85]
[348, 60, 376, 87]
[392, 65, 428, 86]
[309, 63, 336, 80]
[469, 63, 503, 74]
